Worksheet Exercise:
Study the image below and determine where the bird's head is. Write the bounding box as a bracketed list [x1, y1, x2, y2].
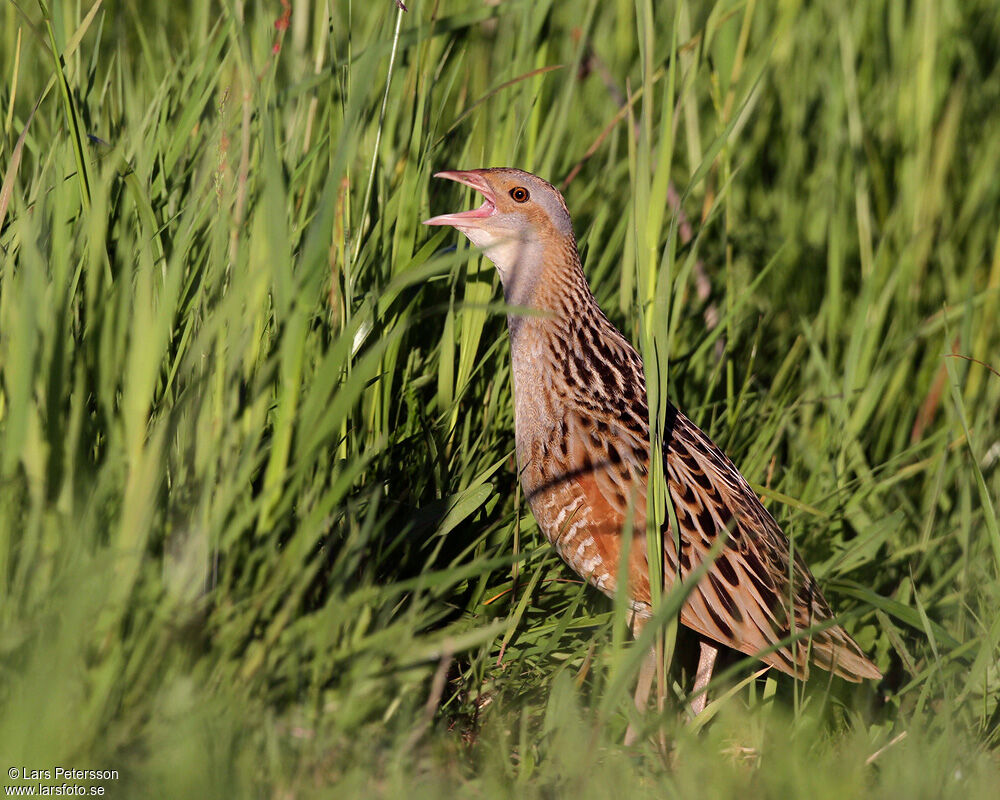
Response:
[423, 168, 576, 293]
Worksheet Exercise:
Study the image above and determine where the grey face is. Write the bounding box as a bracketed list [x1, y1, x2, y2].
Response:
[423, 168, 576, 291]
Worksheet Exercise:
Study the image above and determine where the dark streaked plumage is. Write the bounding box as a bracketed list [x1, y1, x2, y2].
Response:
[423, 167, 880, 715]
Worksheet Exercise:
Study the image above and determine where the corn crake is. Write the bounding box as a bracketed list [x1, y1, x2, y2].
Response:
[424, 167, 880, 741]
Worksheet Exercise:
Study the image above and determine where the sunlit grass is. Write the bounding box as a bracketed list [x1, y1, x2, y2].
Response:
[1, 0, 998, 796]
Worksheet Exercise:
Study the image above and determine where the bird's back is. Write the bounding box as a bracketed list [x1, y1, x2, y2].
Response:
[510, 264, 880, 682]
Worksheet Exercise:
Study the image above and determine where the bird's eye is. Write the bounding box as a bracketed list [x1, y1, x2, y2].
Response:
[509, 187, 530, 203]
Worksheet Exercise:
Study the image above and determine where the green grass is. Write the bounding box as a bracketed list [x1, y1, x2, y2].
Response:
[1, 0, 999, 796]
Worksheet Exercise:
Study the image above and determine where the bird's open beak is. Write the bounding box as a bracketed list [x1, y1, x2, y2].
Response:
[422, 170, 497, 227]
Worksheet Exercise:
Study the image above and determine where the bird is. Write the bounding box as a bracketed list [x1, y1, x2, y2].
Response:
[423, 167, 881, 734]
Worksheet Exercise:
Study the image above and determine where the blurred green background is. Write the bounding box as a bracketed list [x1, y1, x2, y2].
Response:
[1, 0, 998, 796]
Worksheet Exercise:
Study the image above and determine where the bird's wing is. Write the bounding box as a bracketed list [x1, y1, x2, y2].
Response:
[563, 396, 879, 681]
[661, 408, 881, 681]
[553, 317, 878, 681]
